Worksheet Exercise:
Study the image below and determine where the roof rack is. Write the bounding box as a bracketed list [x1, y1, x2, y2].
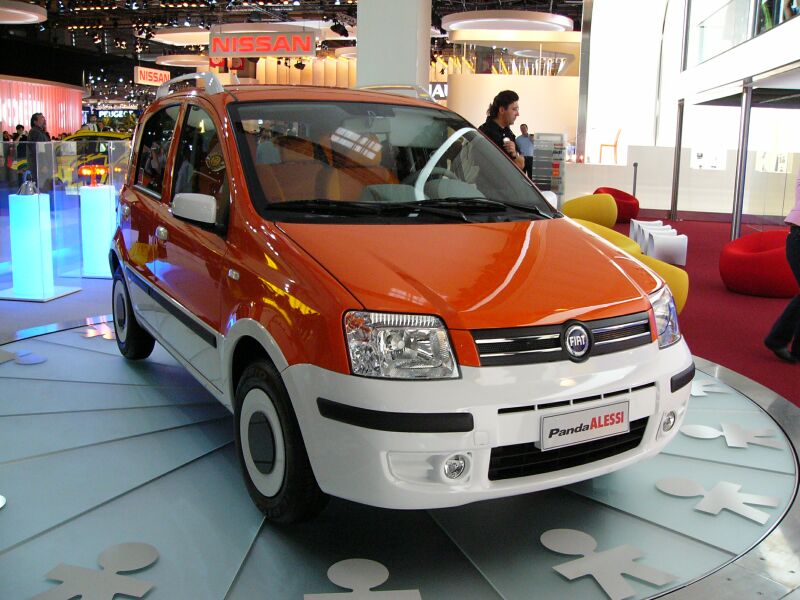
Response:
[155, 72, 238, 99]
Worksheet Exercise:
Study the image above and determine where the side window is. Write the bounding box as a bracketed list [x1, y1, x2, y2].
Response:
[134, 105, 180, 195]
[172, 105, 229, 224]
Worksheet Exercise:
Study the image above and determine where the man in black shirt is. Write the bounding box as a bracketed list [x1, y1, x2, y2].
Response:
[478, 90, 525, 170]
[26, 112, 51, 187]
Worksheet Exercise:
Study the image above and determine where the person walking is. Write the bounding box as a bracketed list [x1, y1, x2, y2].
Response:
[478, 90, 525, 170]
[26, 112, 51, 186]
[764, 179, 800, 363]
[517, 123, 534, 178]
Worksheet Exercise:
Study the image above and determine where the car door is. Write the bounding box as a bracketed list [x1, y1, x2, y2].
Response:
[151, 102, 230, 390]
[120, 104, 181, 328]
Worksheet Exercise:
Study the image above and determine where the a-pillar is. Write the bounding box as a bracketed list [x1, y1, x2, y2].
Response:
[356, 0, 431, 89]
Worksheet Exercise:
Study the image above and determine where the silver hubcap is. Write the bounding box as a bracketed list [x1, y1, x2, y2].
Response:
[240, 388, 286, 498]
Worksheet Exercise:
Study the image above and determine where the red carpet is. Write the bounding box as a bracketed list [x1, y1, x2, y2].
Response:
[619, 219, 800, 407]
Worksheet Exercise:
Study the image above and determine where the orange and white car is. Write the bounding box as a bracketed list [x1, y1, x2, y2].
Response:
[110, 74, 694, 523]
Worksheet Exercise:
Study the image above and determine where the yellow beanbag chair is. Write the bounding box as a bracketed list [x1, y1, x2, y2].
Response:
[636, 254, 689, 314]
[561, 193, 618, 228]
[573, 219, 642, 256]
[570, 219, 688, 314]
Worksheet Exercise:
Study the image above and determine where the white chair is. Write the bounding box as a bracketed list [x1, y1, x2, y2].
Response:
[647, 233, 688, 266]
[629, 219, 661, 240]
[636, 224, 674, 250]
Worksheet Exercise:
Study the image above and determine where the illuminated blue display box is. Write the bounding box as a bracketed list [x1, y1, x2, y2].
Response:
[79, 185, 116, 278]
[0, 193, 80, 302]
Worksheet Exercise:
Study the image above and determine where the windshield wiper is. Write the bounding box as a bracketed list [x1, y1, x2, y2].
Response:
[408, 197, 553, 219]
[269, 199, 471, 222]
[266, 200, 384, 216]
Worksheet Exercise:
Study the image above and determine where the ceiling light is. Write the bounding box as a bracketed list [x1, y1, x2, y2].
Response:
[442, 10, 574, 32]
[0, 0, 47, 23]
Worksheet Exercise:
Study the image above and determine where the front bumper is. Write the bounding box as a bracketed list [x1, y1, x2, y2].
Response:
[282, 339, 693, 509]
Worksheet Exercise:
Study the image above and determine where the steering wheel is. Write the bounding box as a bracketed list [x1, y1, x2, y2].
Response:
[402, 166, 459, 186]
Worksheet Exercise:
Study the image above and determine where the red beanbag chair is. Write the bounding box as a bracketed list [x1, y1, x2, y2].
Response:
[594, 187, 640, 223]
[719, 229, 799, 298]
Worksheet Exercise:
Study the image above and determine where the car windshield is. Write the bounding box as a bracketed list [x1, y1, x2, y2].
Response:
[228, 101, 558, 224]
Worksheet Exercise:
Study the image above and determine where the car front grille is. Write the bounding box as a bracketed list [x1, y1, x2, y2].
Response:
[488, 417, 649, 481]
[473, 311, 652, 367]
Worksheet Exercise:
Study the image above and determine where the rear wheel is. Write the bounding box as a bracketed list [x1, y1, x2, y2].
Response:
[234, 359, 328, 523]
[112, 267, 155, 360]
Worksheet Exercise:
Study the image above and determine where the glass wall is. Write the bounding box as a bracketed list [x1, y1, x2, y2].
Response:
[755, 0, 800, 34]
[742, 99, 800, 232]
[676, 101, 741, 215]
[687, 0, 753, 66]
[686, 0, 800, 67]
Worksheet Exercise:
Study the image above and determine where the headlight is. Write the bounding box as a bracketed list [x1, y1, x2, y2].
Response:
[344, 311, 459, 379]
[649, 286, 681, 349]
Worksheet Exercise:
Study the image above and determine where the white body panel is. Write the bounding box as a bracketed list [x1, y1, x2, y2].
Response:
[282, 339, 692, 509]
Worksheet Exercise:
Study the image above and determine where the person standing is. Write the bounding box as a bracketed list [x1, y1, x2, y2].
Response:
[764, 179, 800, 363]
[86, 114, 99, 132]
[517, 123, 534, 178]
[478, 90, 525, 170]
[1, 131, 11, 185]
[26, 112, 51, 186]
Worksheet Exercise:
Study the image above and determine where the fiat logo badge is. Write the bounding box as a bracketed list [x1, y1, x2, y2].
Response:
[564, 324, 590, 360]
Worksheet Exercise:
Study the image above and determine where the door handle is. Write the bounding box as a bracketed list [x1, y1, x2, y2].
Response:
[155, 226, 168, 242]
[120, 204, 131, 219]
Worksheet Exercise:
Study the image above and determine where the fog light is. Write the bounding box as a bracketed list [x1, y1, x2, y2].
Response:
[662, 411, 677, 432]
[443, 454, 468, 480]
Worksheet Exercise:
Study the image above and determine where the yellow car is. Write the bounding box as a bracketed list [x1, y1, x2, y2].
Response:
[13, 130, 132, 191]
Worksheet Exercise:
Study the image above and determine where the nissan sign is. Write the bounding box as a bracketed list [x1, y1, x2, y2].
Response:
[209, 31, 317, 58]
[134, 66, 171, 87]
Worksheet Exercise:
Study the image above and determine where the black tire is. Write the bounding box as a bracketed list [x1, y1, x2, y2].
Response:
[112, 266, 155, 360]
[234, 359, 328, 523]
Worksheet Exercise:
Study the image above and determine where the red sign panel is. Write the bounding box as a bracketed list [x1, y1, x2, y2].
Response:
[134, 66, 171, 86]
[209, 31, 316, 58]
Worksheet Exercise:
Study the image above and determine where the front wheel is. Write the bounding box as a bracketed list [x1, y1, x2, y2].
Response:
[234, 360, 328, 523]
[112, 267, 155, 360]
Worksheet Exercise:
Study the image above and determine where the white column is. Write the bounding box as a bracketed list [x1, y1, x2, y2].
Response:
[356, 0, 431, 89]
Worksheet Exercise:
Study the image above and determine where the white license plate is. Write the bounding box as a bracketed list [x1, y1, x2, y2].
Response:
[540, 401, 629, 451]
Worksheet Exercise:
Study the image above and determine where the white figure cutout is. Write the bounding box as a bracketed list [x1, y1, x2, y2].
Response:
[656, 478, 780, 524]
[32, 542, 158, 600]
[540, 529, 675, 600]
[14, 349, 47, 365]
[690, 380, 726, 397]
[304, 559, 421, 599]
[681, 423, 783, 449]
[0, 348, 46, 365]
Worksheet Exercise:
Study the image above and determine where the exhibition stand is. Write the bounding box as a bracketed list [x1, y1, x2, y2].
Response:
[78, 184, 116, 278]
[0, 192, 80, 302]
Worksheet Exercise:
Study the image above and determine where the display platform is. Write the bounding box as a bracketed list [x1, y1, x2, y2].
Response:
[0, 320, 798, 599]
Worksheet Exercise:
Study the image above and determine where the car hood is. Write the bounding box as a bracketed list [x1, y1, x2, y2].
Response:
[277, 218, 659, 330]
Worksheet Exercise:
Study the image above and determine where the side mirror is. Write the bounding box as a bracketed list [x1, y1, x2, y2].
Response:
[172, 192, 217, 225]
